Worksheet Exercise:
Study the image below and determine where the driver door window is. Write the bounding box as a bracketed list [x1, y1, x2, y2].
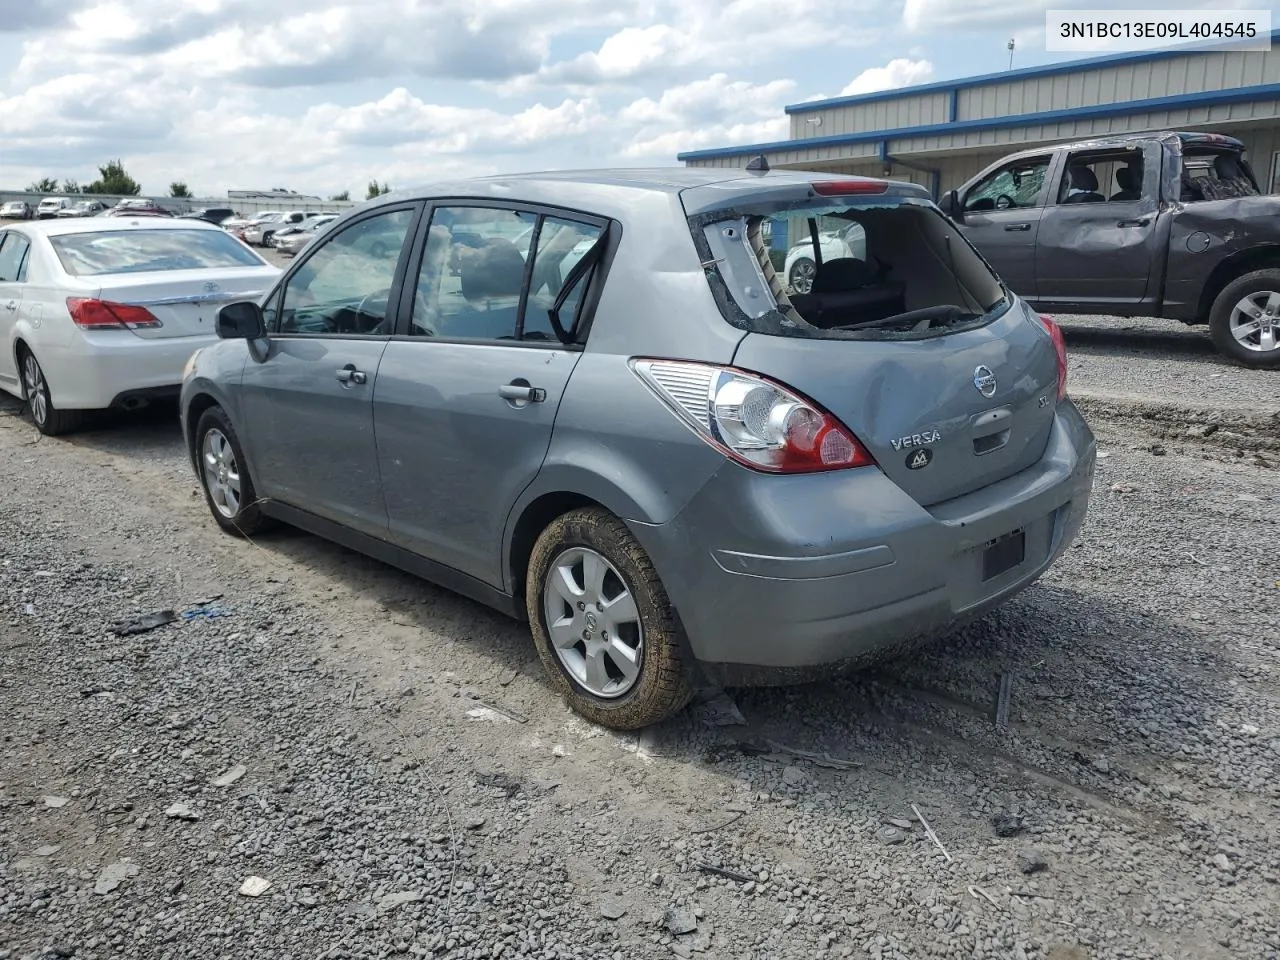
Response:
[274, 208, 415, 336]
[964, 158, 1051, 212]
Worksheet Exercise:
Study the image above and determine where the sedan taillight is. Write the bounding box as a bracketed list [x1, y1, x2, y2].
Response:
[67, 298, 162, 330]
[631, 359, 874, 474]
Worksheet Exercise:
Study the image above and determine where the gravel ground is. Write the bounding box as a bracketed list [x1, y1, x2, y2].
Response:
[1052, 314, 1280, 411]
[1, 374, 1277, 960]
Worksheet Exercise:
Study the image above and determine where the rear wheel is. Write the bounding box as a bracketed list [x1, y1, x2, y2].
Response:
[195, 406, 271, 536]
[1209, 269, 1280, 368]
[19, 347, 85, 436]
[526, 507, 693, 730]
[789, 257, 816, 294]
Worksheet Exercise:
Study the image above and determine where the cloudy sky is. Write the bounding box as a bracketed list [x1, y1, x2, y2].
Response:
[0, 0, 1264, 198]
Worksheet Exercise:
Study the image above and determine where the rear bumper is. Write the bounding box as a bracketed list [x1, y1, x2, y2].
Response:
[627, 401, 1096, 684]
[37, 332, 215, 410]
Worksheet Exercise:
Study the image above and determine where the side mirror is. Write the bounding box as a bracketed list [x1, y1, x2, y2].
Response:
[938, 189, 963, 220]
[216, 301, 265, 339]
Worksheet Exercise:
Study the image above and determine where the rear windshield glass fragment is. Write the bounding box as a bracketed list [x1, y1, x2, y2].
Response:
[698, 199, 1007, 338]
[51, 230, 265, 277]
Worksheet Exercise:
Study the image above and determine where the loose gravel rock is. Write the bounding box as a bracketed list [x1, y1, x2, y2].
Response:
[1, 377, 1278, 960]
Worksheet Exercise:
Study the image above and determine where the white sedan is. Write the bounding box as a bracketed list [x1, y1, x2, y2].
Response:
[783, 222, 867, 294]
[0, 217, 280, 435]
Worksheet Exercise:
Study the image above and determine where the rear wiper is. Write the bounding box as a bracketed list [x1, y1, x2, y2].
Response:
[840, 304, 968, 331]
[546, 228, 609, 345]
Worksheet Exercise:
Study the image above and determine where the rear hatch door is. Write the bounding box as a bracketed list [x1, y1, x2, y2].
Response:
[732, 301, 1060, 507]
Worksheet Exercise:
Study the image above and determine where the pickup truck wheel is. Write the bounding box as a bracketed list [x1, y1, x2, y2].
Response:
[1209, 270, 1280, 367]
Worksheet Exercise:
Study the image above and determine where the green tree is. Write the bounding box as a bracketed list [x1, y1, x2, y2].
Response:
[169, 181, 192, 198]
[28, 178, 59, 193]
[365, 180, 392, 200]
[61, 179, 83, 195]
[84, 159, 141, 196]
[330, 190, 350, 201]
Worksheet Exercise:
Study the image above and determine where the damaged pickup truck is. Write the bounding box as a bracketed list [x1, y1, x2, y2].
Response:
[938, 131, 1280, 367]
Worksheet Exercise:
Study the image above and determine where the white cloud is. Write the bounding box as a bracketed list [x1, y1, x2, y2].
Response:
[840, 58, 934, 96]
[619, 73, 793, 157]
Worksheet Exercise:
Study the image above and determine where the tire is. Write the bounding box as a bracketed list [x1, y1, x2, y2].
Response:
[1208, 269, 1280, 368]
[525, 507, 694, 730]
[788, 257, 816, 295]
[261, 231, 275, 248]
[194, 406, 272, 536]
[19, 346, 85, 436]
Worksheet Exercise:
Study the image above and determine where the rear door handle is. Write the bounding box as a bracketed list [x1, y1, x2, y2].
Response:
[1117, 218, 1150, 227]
[3, 301, 16, 312]
[1003, 223, 1031, 232]
[336, 364, 367, 385]
[499, 383, 546, 403]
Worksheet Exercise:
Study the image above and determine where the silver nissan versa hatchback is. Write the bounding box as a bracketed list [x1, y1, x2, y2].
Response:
[180, 167, 1096, 730]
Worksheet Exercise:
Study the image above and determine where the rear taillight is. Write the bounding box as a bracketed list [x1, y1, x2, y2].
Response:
[1039, 314, 1068, 400]
[631, 359, 875, 474]
[67, 298, 162, 331]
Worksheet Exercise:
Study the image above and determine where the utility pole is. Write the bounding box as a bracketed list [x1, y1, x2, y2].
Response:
[1007, 38, 1015, 70]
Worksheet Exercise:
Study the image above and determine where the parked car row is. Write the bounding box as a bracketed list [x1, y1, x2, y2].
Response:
[1, 167, 1095, 732]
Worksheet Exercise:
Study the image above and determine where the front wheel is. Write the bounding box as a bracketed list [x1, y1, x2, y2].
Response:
[1209, 269, 1280, 368]
[526, 507, 693, 730]
[195, 406, 272, 536]
[788, 257, 816, 295]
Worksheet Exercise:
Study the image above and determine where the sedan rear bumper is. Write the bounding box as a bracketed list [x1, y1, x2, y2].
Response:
[37, 332, 216, 410]
[627, 401, 1096, 686]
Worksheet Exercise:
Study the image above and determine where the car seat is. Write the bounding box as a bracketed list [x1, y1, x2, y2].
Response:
[449, 238, 526, 339]
[798, 257, 907, 328]
[1063, 166, 1105, 203]
[1110, 166, 1142, 201]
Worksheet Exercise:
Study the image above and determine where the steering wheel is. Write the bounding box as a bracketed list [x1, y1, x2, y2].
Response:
[994, 194, 1015, 210]
[350, 286, 438, 336]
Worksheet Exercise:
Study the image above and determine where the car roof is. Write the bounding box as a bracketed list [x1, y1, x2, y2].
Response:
[8, 216, 226, 238]
[361, 166, 930, 220]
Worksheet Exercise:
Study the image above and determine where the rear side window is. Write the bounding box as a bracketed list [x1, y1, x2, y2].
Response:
[0, 233, 31, 282]
[694, 198, 1008, 341]
[1181, 149, 1260, 201]
[50, 229, 265, 276]
[409, 205, 605, 343]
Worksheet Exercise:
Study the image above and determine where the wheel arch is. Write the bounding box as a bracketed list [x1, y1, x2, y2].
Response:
[504, 490, 607, 620]
[1197, 245, 1280, 323]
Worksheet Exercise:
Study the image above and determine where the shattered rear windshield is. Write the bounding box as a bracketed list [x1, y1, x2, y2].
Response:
[690, 196, 1009, 341]
[1180, 149, 1260, 201]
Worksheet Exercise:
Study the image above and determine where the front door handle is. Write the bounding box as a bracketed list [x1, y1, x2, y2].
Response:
[499, 382, 546, 403]
[3, 300, 16, 312]
[1003, 223, 1031, 232]
[1117, 218, 1150, 228]
[336, 364, 367, 385]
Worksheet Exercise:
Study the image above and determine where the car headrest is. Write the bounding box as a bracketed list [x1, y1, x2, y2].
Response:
[1214, 153, 1244, 180]
[1115, 166, 1140, 191]
[1068, 165, 1099, 191]
[460, 239, 526, 301]
[811, 257, 878, 294]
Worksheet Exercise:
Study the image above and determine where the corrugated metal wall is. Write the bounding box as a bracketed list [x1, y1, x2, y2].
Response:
[788, 93, 950, 138]
[958, 49, 1280, 121]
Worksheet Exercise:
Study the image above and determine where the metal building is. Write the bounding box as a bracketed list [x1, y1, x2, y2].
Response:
[678, 32, 1280, 197]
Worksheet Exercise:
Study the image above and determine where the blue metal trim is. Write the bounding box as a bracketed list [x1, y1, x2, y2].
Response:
[781, 29, 1280, 115]
[947, 89, 958, 124]
[878, 141, 889, 162]
[677, 82, 1280, 161]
